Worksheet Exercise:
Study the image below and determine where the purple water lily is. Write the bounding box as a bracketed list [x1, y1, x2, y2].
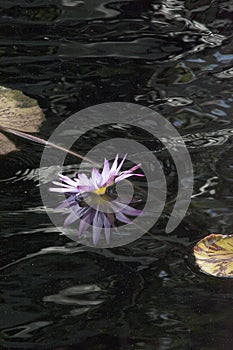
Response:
[50, 154, 143, 245]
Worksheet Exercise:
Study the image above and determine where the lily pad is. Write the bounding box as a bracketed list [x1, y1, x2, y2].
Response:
[193, 234, 233, 278]
[0, 86, 44, 154]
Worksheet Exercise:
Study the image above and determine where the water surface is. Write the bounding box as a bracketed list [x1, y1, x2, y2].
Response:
[1, 1, 233, 349]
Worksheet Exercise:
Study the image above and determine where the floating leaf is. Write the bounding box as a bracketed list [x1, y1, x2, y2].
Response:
[194, 234, 233, 278]
[0, 86, 44, 154]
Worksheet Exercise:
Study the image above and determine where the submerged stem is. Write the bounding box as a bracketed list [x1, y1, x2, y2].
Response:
[0, 126, 99, 166]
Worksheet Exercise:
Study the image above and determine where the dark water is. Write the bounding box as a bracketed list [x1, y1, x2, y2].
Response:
[1, 1, 233, 349]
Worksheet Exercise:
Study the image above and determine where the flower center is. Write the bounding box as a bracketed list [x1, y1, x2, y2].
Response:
[93, 186, 108, 195]
[92, 181, 115, 196]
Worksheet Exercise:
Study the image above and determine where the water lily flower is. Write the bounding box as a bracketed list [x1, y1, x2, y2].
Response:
[50, 154, 143, 245]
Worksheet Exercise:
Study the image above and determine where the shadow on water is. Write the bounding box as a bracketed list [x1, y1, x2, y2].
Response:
[1, 1, 233, 349]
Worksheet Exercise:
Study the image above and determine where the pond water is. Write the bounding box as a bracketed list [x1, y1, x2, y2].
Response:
[1, 1, 233, 349]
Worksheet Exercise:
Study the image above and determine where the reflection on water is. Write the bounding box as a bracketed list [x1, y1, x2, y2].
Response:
[1, 0, 233, 349]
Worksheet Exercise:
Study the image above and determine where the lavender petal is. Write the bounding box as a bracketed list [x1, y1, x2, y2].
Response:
[57, 196, 76, 209]
[121, 205, 142, 216]
[101, 158, 110, 184]
[115, 211, 132, 224]
[58, 174, 78, 187]
[91, 167, 102, 187]
[77, 184, 96, 192]
[78, 214, 91, 237]
[78, 173, 90, 185]
[52, 181, 74, 188]
[92, 211, 103, 245]
[110, 154, 119, 173]
[64, 210, 80, 226]
[125, 163, 142, 173]
[64, 207, 88, 225]
[103, 214, 111, 244]
[113, 201, 141, 216]
[116, 154, 127, 173]
[49, 187, 79, 193]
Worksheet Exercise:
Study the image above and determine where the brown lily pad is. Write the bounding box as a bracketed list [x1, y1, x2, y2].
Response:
[194, 234, 233, 278]
[0, 86, 44, 154]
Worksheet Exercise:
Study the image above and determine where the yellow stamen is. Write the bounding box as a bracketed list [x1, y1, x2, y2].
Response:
[93, 186, 107, 195]
[92, 182, 114, 196]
